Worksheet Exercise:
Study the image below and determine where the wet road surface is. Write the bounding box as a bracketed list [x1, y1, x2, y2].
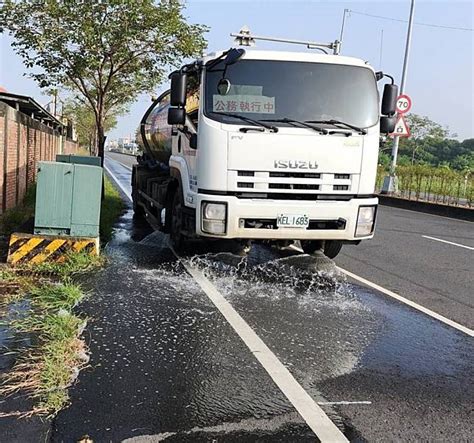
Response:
[50, 155, 474, 442]
[107, 151, 474, 330]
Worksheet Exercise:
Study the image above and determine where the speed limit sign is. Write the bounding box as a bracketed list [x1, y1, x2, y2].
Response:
[396, 94, 412, 114]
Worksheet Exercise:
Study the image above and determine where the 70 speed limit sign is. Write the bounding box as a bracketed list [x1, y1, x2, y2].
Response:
[396, 94, 412, 114]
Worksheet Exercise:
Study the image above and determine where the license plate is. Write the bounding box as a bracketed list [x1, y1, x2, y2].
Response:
[276, 214, 309, 228]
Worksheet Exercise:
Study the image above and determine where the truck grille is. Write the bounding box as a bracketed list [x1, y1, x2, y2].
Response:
[269, 172, 321, 179]
[231, 171, 353, 194]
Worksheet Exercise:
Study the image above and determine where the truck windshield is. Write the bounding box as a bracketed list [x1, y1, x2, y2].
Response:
[204, 60, 378, 129]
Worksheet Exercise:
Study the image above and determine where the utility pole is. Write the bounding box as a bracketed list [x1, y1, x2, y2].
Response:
[382, 0, 415, 193]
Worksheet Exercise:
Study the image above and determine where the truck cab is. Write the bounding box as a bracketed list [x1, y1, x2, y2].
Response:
[134, 34, 398, 257]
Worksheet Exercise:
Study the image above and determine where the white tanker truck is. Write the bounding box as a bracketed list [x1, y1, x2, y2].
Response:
[133, 29, 398, 257]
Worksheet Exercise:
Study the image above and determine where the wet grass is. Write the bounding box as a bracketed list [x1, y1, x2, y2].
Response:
[0, 185, 36, 237]
[31, 250, 105, 278]
[0, 253, 101, 417]
[100, 176, 125, 243]
[0, 172, 124, 417]
[1, 284, 88, 416]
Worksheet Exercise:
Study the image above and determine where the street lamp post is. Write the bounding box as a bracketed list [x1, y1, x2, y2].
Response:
[382, 0, 416, 193]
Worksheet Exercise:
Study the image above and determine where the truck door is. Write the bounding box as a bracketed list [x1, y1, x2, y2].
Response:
[172, 71, 199, 206]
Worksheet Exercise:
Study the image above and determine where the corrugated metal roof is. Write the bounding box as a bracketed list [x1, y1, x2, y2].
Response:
[0, 91, 64, 131]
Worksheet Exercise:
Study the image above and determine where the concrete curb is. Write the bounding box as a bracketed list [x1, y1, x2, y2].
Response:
[7, 233, 100, 265]
[377, 195, 473, 222]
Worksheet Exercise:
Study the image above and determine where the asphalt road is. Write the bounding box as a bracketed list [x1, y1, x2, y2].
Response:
[49, 152, 474, 442]
[107, 151, 474, 329]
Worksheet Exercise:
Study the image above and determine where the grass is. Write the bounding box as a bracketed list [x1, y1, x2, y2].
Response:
[0, 185, 36, 236]
[100, 176, 125, 243]
[2, 300, 88, 416]
[32, 250, 105, 278]
[376, 164, 473, 206]
[0, 165, 125, 417]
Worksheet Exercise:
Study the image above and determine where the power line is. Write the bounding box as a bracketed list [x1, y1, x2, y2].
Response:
[348, 9, 473, 32]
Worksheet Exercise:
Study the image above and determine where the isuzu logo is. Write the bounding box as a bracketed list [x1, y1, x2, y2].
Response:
[274, 160, 318, 170]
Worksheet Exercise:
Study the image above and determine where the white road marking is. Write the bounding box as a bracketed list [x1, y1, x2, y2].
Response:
[339, 267, 474, 337]
[289, 245, 474, 337]
[422, 235, 474, 251]
[107, 154, 134, 170]
[105, 161, 348, 442]
[318, 401, 371, 406]
[104, 160, 133, 200]
[179, 257, 348, 442]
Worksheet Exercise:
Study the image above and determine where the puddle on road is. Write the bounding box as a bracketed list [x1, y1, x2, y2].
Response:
[0, 299, 32, 372]
[105, 209, 380, 389]
[66, 207, 472, 442]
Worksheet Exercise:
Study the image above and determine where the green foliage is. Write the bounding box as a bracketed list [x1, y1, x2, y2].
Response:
[3, 280, 87, 416]
[381, 114, 473, 172]
[31, 251, 104, 278]
[1, 0, 207, 155]
[29, 282, 84, 312]
[100, 176, 125, 242]
[377, 164, 473, 207]
[0, 185, 36, 235]
[63, 99, 122, 155]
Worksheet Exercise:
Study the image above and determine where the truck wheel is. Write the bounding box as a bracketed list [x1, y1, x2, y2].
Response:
[132, 189, 145, 219]
[323, 240, 343, 259]
[131, 168, 144, 219]
[300, 240, 323, 254]
[300, 240, 343, 259]
[170, 189, 185, 251]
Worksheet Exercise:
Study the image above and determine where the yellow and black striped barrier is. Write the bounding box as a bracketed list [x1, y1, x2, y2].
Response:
[7, 233, 99, 266]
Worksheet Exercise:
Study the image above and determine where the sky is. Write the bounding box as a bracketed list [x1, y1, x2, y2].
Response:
[1, 0, 473, 140]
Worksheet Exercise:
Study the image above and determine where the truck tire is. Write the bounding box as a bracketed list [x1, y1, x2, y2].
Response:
[131, 168, 145, 219]
[170, 188, 185, 251]
[132, 190, 145, 219]
[300, 240, 323, 254]
[323, 240, 343, 259]
[301, 240, 343, 259]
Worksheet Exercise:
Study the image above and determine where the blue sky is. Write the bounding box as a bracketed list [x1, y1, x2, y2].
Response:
[1, 1, 472, 140]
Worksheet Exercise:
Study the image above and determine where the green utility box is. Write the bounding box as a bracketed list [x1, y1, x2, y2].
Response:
[56, 154, 102, 167]
[34, 161, 103, 237]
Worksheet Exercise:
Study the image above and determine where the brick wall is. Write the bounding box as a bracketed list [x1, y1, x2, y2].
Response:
[0, 102, 79, 214]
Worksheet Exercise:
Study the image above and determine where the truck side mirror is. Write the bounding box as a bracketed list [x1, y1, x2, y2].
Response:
[224, 48, 245, 66]
[170, 72, 187, 107]
[381, 83, 398, 116]
[168, 107, 186, 125]
[380, 115, 397, 134]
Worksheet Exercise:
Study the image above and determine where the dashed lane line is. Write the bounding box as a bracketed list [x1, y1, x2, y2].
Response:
[339, 266, 474, 337]
[422, 235, 474, 251]
[288, 244, 474, 337]
[105, 160, 348, 442]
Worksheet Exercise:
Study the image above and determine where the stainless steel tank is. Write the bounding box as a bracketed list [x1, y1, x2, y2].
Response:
[139, 92, 172, 164]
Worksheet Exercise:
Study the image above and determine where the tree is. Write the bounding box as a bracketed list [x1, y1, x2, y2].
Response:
[398, 114, 449, 165]
[63, 99, 121, 155]
[0, 0, 207, 162]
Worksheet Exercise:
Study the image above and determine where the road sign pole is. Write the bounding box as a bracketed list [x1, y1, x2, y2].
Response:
[382, 0, 415, 193]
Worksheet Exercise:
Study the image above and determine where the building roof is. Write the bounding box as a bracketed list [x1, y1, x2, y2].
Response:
[0, 91, 64, 131]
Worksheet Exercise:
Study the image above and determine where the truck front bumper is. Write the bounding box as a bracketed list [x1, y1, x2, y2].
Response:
[195, 194, 378, 241]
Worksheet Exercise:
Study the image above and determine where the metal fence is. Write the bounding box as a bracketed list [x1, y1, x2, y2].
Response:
[376, 165, 473, 207]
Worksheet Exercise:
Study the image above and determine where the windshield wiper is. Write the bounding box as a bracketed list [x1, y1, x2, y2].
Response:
[260, 118, 328, 135]
[209, 112, 278, 132]
[306, 119, 367, 135]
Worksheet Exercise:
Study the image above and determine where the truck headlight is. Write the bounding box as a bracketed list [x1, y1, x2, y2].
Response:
[355, 205, 376, 237]
[202, 202, 227, 235]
